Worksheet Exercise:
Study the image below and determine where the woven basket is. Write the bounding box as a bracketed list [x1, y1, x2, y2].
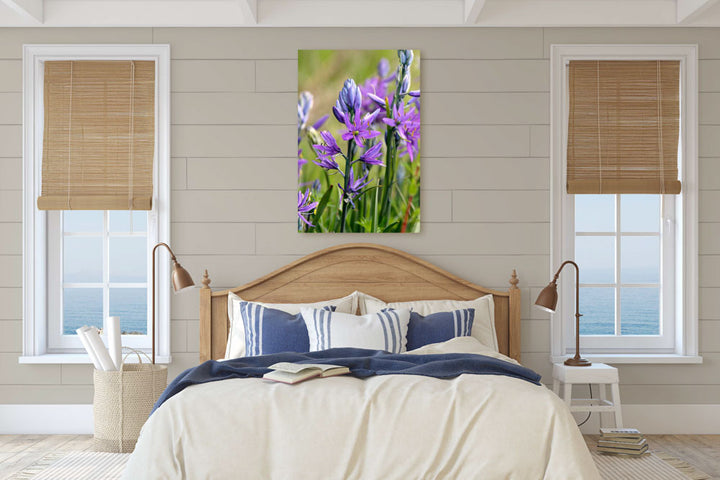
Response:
[93, 349, 167, 453]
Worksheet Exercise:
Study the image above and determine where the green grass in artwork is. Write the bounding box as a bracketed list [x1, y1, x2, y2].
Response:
[297, 49, 421, 233]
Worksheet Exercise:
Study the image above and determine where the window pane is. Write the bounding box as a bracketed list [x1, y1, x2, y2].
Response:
[110, 288, 147, 335]
[621, 195, 660, 232]
[621, 287, 660, 335]
[132, 211, 147, 233]
[575, 195, 615, 232]
[110, 237, 147, 282]
[63, 288, 103, 334]
[579, 287, 615, 335]
[63, 237, 103, 283]
[63, 211, 103, 233]
[109, 211, 131, 232]
[621, 236, 660, 283]
[576, 236, 615, 284]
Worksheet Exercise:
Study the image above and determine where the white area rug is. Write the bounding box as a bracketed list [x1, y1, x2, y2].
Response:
[8, 448, 711, 480]
[592, 450, 711, 480]
[8, 451, 130, 480]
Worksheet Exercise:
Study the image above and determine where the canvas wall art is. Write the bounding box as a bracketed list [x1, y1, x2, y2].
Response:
[297, 49, 421, 233]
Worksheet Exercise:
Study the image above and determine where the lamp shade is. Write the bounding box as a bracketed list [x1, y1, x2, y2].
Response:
[535, 281, 558, 313]
[171, 261, 195, 293]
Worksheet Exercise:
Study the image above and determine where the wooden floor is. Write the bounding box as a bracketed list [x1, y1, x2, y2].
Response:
[585, 435, 720, 479]
[0, 434, 717, 479]
[0, 434, 94, 479]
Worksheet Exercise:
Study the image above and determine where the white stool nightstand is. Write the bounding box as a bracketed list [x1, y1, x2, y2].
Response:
[552, 362, 623, 428]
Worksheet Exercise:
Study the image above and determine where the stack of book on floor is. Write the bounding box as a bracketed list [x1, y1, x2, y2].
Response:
[597, 428, 648, 456]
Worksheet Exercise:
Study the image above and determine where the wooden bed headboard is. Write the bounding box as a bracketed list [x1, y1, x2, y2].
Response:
[199, 243, 521, 363]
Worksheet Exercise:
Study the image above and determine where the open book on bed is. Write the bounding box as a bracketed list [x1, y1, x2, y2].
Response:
[263, 362, 350, 385]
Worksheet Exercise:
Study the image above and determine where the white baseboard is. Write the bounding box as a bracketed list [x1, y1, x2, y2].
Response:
[577, 404, 720, 434]
[0, 404, 93, 434]
[1, 403, 719, 435]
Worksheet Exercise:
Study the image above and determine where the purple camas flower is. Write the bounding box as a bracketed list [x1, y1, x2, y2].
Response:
[341, 110, 381, 144]
[400, 122, 420, 163]
[338, 169, 371, 208]
[358, 142, 384, 166]
[315, 131, 342, 157]
[382, 103, 419, 142]
[312, 131, 342, 171]
[297, 189, 318, 227]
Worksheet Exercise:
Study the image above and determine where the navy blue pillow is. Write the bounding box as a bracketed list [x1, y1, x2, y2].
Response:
[406, 308, 475, 350]
[240, 302, 335, 356]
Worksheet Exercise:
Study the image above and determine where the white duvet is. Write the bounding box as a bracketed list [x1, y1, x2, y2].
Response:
[124, 338, 600, 479]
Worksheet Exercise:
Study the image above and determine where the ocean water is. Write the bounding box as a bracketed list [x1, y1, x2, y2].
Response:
[63, 288, 147, 335]
[61, 284, 660, 338]
[579, 287, 660, 335]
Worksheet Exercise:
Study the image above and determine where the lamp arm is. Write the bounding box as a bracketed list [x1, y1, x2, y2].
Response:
[152, 242, 177, 262]
[151, 242, 176, 365]
[552, 260, 581, 319]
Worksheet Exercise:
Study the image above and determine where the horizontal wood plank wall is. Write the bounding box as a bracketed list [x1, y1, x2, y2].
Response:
[0, 27, 718, 406]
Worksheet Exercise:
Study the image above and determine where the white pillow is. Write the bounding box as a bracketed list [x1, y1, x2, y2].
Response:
[405, 337, 519, 366]
[357, 292, 498, 352]
[225, 291, 358, 359]
[301, 308, 411, 353]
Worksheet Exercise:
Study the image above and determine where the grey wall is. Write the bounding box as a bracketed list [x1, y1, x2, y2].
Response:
[0, 27, 718, 405]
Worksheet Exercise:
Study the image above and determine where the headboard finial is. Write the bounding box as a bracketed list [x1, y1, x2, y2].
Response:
[201, 269, 211, 289]
[509, 269, 519, 290]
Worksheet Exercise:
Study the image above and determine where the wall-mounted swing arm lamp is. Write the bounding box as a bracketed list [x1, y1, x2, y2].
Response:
[152, 242, 195, 364]
[535, 260, 591, 367]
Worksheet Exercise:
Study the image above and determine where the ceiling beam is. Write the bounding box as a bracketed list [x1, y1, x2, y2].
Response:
[464, 0, 487, 24]
[237, 0, 257, 23]
[1, 0, 43, 23]
[677, 0, 720, 23]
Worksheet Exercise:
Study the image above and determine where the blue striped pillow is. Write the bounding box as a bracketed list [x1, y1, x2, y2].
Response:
[406, 308, 475, 350]
[240, 302, 335, 357]
[301, 308, 411, 353]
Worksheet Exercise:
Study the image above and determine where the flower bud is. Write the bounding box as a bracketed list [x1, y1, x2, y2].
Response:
[338, 78, 362, 114]
[306, 126, 323, 147]
[377, 58, 390, 78]
[398, 49, 414, 67]
[400, 72, 410, 95]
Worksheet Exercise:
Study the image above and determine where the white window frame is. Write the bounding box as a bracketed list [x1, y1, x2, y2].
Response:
[47, 210, 151, 351]
[21, 44, 171, 364]
[549, 44, 700, 364]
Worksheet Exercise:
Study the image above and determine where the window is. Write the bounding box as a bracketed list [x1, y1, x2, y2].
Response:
[47, 211, 150, 351]
[550, 45, 699, 362]
[21, 45, 170, 363]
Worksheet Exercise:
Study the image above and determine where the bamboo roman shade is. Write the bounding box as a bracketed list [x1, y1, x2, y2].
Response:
[567, 60, 681, 195]
[38, 60, 155, 210]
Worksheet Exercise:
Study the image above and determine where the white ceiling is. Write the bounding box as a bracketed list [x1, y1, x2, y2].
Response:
[1, 0, 720, 27]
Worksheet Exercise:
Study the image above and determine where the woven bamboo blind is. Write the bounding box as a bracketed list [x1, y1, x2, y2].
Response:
[567, 60, 681, 195]
[38, 60, 155, 210]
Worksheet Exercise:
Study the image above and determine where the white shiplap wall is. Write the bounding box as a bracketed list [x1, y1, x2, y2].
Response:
[0, 27, 717, 406]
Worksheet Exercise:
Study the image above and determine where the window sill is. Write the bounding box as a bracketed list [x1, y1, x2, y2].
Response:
[18, 354, 173, 365]
[550, 354, 703, 364]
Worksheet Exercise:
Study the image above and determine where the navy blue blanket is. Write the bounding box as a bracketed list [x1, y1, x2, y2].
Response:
[152, 348, 541, 414]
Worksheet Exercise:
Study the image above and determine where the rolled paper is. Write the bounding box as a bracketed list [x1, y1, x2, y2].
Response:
[76, 326, 102, 370]
[107, 316, 122, 371]
[83, 326, 116, 371]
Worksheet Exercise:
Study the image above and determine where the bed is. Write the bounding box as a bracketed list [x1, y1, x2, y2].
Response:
[124, 243, 600, 479]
